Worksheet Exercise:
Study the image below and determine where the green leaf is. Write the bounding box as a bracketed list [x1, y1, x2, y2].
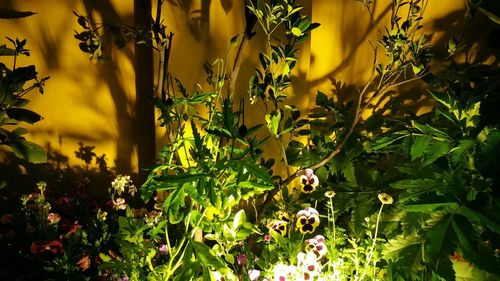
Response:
[0, 8, 36, 19]
[0, 45, 16, 56]
[428, 90, 452, 110]
[422, 141, 450, 167]
[265, 110, 281, 136]
[156, 173, 205, 187]
[191, 241, 226, 270]
[6, 108, 42, 124]
[315, 91, 334, 109]
[9, 139, 47, 163]
[411, 121, 449, 140]
[478, 7, 500, 25]
[232, 209, 246, 231]
[371, 131, 409, 150]
[452, 219, 500, 275]
[237, 160, 273, 183]
[164, 185, 186, 224]
[457, 206, 500, 233]
[411, 135, 432, 160]
[383, 233, 424, 276]
[424, 213, 453, 258]
[404, 203, 458, 213]
[291, 27, 302, 37]
[450, 139, 474, 165]
[238, 181, 273, 190]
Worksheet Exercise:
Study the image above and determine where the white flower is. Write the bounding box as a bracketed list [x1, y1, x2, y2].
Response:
[111, 175, 135, 195]
[248, 269, 261, 281]
[297, 252, 321, 280]
[273, 263, 297, 281]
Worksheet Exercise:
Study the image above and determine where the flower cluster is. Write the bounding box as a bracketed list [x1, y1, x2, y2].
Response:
[111, 175, 136, 196]
[110, 175, 136, 210]
[296, 207, 320, 234]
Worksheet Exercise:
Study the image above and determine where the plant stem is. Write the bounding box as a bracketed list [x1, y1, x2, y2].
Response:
[358, 204, 384, 281]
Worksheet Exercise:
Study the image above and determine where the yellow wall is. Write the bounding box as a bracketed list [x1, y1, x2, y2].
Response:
[0, 0, 468, 173]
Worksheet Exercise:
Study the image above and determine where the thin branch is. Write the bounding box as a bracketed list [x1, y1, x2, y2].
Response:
[228, 2, 257, 97]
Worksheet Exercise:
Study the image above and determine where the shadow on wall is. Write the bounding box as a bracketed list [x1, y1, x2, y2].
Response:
[0, 140, 129, 211]
[80, 0, 136, 174]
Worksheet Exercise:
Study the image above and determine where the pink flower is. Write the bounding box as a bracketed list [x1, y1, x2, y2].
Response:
[237, 253, 247, 266]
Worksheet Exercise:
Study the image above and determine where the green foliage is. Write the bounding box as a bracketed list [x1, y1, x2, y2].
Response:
[67, 0, 500, 280]
[1, 23, 48, 163]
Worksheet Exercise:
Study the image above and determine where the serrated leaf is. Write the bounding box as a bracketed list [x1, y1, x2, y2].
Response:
[422, 141, 450, 167]
[411, 135, 432, 160]
[192, 241, 226, 270]
[236, 160, 272, 183]
[404, 203, 458, 213]
[424, 213, 453, 258]
[457, 206, 500, 233]
[450, 139, 474, 165]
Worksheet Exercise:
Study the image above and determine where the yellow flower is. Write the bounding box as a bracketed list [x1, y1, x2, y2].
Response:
[325, 191, 336, 198]
[276, 210, 291, 222]
[267, 220, 288, 236]
[296, 207, 320, 234]
[298, 168, 319, 193]
[378, 193, 394, 205]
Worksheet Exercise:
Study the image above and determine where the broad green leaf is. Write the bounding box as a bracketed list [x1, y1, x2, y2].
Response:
[191, 241, 226, 270]
[422, 141, 450, 167]
[164, 185, 186, 224]
[457, 206, 500, 233]
[411, 135, 432, 160]
[452, 219, 500, 275]
[450, 139, 474, 165]
[428, 90, 452, 109]
[383, 233, 423, 268]
[9, 139, 47, 163]
[424, 213, 453, 259]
